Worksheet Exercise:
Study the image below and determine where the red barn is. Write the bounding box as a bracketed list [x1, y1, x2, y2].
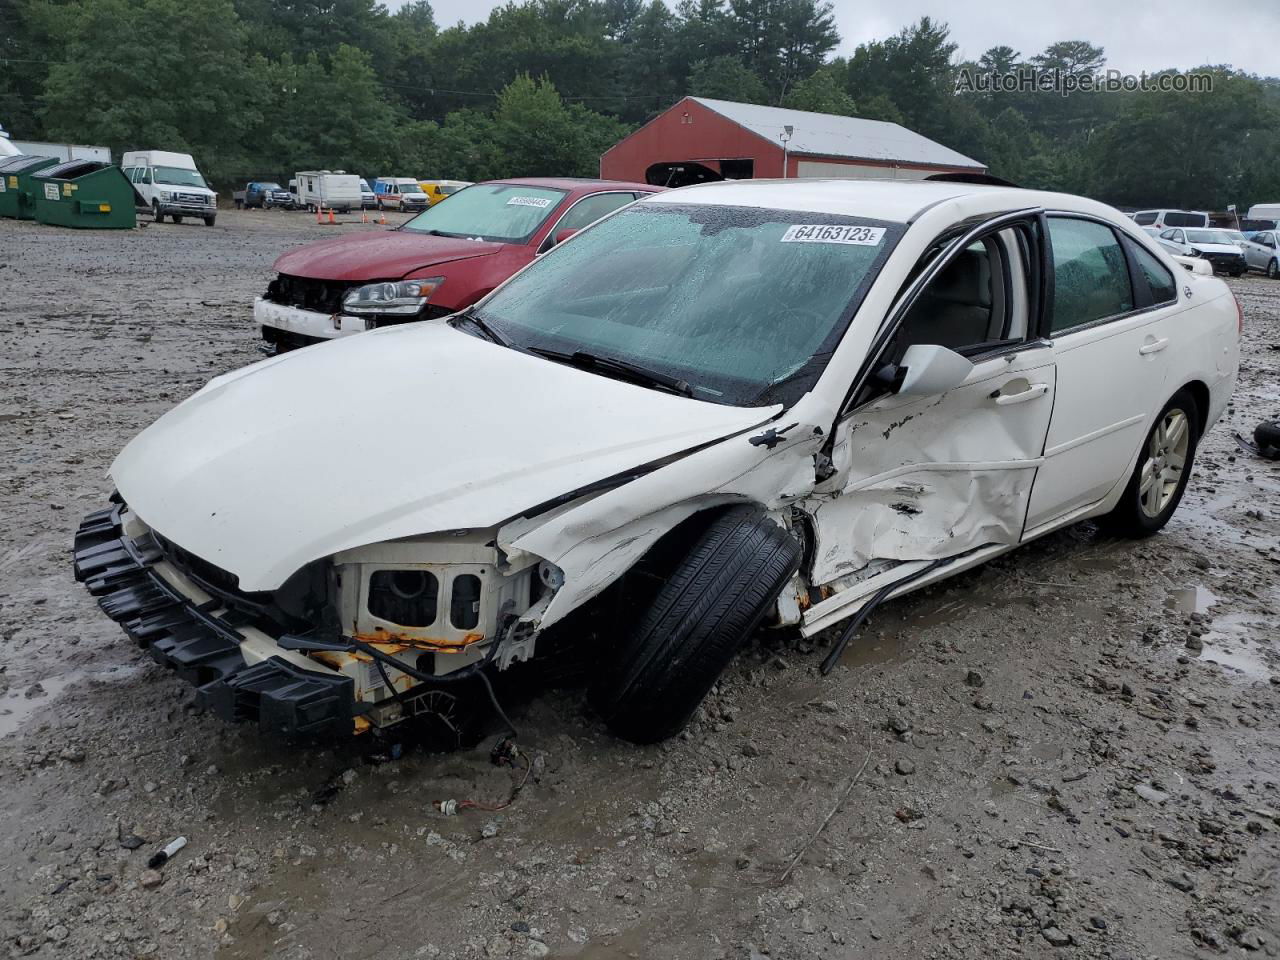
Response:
[601, 96, 986, 186]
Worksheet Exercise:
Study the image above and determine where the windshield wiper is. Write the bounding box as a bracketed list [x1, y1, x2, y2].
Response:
[451, 310, 511, 347]
[528, 347, 694, 397]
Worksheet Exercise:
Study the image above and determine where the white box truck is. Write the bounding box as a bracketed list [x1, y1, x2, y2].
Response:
[11, 141, 110, 163]
[121, 150, 217, 225]
[294, 171, 362, 213]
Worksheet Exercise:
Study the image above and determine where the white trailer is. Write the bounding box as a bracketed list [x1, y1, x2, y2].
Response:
[294, 171, 362, 213]
[11, 141, 110, 163]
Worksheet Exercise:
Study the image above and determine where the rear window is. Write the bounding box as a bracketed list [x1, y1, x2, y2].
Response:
[1164, 211, 1208, 228]
[1133, 212, 1157, 225]
[1048, 217, 1134, 332]
[1130, 243, 1177, 305]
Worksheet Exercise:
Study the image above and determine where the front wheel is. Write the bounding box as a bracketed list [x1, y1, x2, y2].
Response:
[152, 201, 164, 223]
[1103, 389, 1200, 537]
[587, 506, 802, 743]
[203, 215, 216, 226]
[1268, 259, 1279, 280]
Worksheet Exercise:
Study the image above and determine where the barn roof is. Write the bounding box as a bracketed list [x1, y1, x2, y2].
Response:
[689, 97, 985, 170]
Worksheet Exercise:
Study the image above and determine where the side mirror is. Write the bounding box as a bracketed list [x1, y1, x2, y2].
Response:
[896, 344, 974, 396]
[553, 227, 579, 247]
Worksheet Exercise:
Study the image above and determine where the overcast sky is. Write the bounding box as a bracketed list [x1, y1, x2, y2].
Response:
[410, 0, 1280, 77]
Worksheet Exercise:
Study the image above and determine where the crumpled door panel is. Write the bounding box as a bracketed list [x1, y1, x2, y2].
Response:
[805, 350, 1056, 588]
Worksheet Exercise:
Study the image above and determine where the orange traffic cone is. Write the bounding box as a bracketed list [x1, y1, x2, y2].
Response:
[328, 208, 336, 225]
[315, 204, 322, 225]
[361, 210, 368, 224]
[378, 210, 386, 225]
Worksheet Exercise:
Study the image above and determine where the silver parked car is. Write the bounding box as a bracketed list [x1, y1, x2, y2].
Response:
[1241, 229, 1280, 278]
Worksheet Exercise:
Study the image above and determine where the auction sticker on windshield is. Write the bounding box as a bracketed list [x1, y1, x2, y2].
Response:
[507, 196, 553, 208]
[781, 224, 885, 245]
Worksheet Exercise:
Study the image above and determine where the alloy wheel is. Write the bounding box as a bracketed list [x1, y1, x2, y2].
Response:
[1139, 408, 1189, 518]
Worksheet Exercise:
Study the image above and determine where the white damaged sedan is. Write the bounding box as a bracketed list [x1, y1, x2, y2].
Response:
[74, 179, 1241, 743]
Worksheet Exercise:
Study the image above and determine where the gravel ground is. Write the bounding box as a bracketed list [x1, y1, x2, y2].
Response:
[1, 208, 1278, 960]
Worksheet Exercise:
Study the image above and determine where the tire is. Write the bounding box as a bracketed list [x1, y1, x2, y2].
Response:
[1103, 388, 1201, 537]
[1256, 420, 1280, 453]
[588, 505, 802, 743]
[1268, 259, 1279, 280]
[203, 215, 216, 227]
[173, 215, 184, 224]
[152, 201, 164, 223]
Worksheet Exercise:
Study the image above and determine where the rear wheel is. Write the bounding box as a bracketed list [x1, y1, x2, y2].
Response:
[587, 506, 801, 743]
[1104, 389, 1200, 537]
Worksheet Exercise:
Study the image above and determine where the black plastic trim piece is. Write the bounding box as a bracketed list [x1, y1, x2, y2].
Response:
[73, 504, 355, 737]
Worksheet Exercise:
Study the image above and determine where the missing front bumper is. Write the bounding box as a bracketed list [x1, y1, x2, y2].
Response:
[72, 503, 357, 737]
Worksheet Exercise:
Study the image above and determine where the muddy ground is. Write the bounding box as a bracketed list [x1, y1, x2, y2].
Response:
[1, 207, 1278, 960]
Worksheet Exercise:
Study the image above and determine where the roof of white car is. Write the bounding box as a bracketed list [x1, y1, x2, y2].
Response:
[642, 177, 1107, 223]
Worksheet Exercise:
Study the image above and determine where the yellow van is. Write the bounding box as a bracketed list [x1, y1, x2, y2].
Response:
[419, 179, 472, 206]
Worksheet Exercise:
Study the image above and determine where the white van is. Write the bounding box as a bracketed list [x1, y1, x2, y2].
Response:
[1245, 203, 1280, 226]
[294, 171, 362, 213]
[1131, 209, 1210, 230]
[121, 150, 217, 225]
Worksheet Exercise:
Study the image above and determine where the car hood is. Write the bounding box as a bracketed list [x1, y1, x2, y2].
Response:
[111, 323, 779, 590]
[274, 229, 506, 282]
[1191, 243, 1244, 255]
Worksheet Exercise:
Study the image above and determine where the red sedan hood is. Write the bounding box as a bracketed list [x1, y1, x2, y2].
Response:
[273, 229, 506, 281]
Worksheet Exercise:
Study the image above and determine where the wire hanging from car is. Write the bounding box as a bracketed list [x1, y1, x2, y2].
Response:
[820, 557, 955, 675]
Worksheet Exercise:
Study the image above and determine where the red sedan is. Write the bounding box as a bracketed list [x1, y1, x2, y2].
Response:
[255, 178, 658, 351]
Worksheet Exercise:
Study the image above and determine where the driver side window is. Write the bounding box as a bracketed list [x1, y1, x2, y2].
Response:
[889, 226, 1032, 364]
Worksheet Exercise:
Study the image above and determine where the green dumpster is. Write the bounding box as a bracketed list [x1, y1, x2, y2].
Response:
[0, 154, 59, 220]
[32, 160, 137, 229]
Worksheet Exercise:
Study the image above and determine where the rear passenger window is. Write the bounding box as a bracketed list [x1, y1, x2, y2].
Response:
[556, 193, 636, 232]
[1131, 243, 1177, 304]
[1048, 218, 1134, 332]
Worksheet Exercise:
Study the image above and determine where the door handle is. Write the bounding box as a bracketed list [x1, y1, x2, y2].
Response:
[993, 383, 1049, 405]
[1139, 337, 1170, 355]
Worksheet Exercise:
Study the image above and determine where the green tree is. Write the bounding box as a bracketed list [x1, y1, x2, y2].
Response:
[783, 67, 855, 114]
[41, 0, 259, 182]
[688, 54, 769, 103]
[487, 73, 629, 178]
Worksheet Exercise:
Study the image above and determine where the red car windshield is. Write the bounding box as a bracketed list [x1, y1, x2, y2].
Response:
[401, 183, 567, 244]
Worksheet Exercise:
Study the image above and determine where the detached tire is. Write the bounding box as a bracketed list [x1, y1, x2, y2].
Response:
[1104, 388, 1201, 537]
[589, 505, 801, 744]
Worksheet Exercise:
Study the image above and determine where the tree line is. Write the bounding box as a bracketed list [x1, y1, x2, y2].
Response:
[2, 0, 1278, 209]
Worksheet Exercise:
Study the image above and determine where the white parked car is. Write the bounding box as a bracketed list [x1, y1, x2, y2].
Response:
[73, 179, 1240, 743]
[1155, 227, 1247, 276]
[1240, 229, 1280, 278]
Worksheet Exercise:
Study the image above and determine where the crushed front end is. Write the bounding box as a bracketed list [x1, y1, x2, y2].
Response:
[73, 500, 550, 738]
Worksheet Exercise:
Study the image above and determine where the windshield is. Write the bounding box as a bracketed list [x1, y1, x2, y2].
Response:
[260, 182, 283, 191]
[402, 183, 568, 243]
[154, 166, 208, 188]
[398, 182, 423, 194]
[1186, 229, 1235, 244]
[471, 203, 902, 406]
[439, 185, 461, 195]
[360, 179, 371, 191]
